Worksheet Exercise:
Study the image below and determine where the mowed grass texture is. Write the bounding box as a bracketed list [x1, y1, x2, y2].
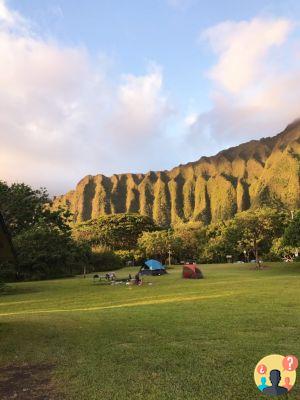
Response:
[0, 263, 300, 399]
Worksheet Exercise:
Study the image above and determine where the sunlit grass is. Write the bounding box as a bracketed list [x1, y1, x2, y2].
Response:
[0, 262, 299, 399]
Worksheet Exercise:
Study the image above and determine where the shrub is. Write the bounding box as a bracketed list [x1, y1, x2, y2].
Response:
[263, 253, 281, 262]
[114, 250, 135, 265]
[14, 223, 89, 280]
[0, 261, 16, 282]
[90, 246, 122, 272]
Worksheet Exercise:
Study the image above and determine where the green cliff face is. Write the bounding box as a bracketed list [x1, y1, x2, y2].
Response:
[53, 122, 300, 226]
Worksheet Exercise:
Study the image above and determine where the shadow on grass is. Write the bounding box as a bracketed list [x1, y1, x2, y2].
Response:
[0, 285, 40, 297]
[0, 363, 61, 400]
[246, 262, 300, 275]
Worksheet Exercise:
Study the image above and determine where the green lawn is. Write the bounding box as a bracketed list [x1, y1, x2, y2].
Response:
[0, 263, 300, 399]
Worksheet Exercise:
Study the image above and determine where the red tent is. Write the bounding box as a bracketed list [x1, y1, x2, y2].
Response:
[182, 264, 203, 279]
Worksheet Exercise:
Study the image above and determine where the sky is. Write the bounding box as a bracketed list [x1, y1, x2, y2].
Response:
[1, 0, 300, 194]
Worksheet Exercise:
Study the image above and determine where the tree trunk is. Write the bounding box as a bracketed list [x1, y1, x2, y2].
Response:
[254, 239, 260, 270]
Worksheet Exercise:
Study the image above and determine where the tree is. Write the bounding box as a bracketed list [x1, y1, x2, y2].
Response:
[0, 181, 71, 236]
[0, 181, 86, 281]
[138, 230, 182, 263]
[200, 221, 238, 263]
[0, 181, 48, 235]
[73, 213, 157, 250]
[173, 222, 206, 261]
[14, 221, 90, 280]
[226, 208, 288, 267]
[283, 210, 300, 248]
[270, 237, 295, 261]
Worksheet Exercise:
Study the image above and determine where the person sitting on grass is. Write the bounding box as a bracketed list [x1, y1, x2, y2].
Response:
[135, 273, 142, 285]
[110, 272, 116, 281]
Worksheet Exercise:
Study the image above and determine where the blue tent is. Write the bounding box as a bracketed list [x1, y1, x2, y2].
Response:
[145, 259, 165, 270]
[141, 259, 166, 275]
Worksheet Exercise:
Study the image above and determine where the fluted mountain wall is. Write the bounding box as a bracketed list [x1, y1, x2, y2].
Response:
[52, 122, 300, 225]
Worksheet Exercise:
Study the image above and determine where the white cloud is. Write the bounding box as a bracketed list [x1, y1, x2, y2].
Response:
[202, 18, 292, 93]
[0, 0, 174, 194]
[0, 0, 18, 26]
[185, 113, 198, 127]
[0, 0, 29, 33]
[108, 66, 172, 143]
[189, 17, 300, 150]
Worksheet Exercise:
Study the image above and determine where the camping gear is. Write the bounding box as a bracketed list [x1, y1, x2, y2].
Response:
[140, 259, 167, 276]
[182, 264, 203, 279]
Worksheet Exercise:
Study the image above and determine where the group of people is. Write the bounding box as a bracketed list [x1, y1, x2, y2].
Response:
[93, 271, 143, 286]
[105, 272, 116, 281]
[128, 273, 142, 285]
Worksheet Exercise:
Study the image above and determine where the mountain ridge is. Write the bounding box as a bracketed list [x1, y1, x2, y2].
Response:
[53, 121, 300, 225]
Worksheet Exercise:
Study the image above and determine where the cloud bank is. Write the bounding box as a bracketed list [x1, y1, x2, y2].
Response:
[0, 1, 174, 194]
[188, 17, 300, 150]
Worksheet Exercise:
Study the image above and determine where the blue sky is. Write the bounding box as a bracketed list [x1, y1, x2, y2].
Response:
[1, 0, 300, 193]
[10, 0, 299, 109]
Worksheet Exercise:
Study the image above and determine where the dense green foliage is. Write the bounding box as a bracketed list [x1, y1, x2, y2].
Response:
[90, 246, 122, 272]
[73, 213, 157, 249]
[138, 230, 182, 263]
[114, 249, 143, 265]
[283, 210, 300, 247]
[211, 208, 289, 263]
[173, 222, 207, 261]
[0, 263, 300, 399]
[74, 207, 298, 266]
[0, 181, 90, 281]
[0, 181, 57, 235]
[1, 179, 299, 282]
[136, 208, 294, 264]
[14, 223, 90, 280]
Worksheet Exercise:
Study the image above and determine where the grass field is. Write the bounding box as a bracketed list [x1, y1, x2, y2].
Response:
[0, 262, 300, 399]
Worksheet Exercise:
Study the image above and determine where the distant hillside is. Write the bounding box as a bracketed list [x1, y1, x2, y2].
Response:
[53, 121, 300, 225]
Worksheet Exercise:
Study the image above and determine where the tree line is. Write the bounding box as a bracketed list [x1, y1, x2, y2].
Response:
[74, 206, 299, 266]
[0, 180, 299, 283]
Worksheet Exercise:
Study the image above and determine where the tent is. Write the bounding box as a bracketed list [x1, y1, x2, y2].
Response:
[182, 264, 203, 279]
[0, 212, 16, 263]
[140, 259, 167, 276]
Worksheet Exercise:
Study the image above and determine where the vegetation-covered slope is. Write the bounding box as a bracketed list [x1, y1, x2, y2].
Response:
[53, 121, 300, 225]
